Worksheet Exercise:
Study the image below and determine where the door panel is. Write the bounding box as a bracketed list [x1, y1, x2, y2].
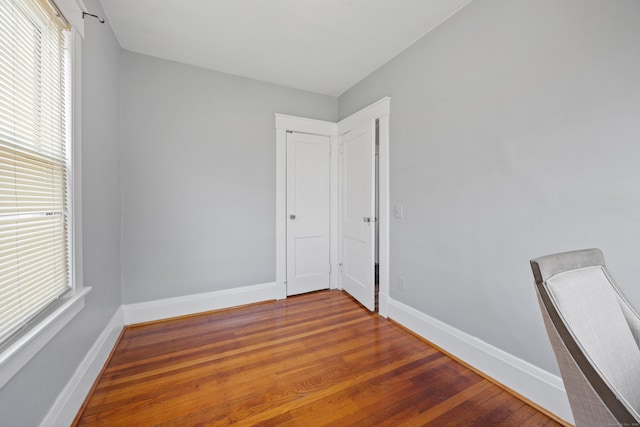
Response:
[286, 132, 331, 296]
[340, 123, 375, 311]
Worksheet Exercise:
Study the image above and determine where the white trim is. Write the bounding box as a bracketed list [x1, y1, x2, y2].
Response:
[275, 99, 390, 306]
[376, 112, 390, 317]
[329, 134, 339, 290]
[0, 22, 88, 393]
[275, 115, 339, 296]
[36, 284, 571, 425]
[0, 287, 91, 389]
[122, 282, 280, 325]
[275, 127, 288, 299]
[71, 27, 85, 301]
[336, 97, 391, 316]
[275, 114, 337, 136]
[338, 97, 391, 132]
[40, 282, 282, 425]
[40, 306, 124, 427]
[387, 297, 574, 424]
[56, 0, 87, 38]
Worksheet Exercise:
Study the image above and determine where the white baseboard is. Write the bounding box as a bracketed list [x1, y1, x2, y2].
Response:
[122, 282, 279, 325]
[387, 297, 573, 424]
[40, 306, 125, 427]
[40, 282, 279, 426]
[378, 293, 389, 318]
[41, 287, 569, 426]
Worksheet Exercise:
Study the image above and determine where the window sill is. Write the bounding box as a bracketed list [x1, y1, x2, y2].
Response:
[0, 287, 92, 389]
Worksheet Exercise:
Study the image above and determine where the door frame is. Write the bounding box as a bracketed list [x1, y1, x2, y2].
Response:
[275, 115, 339, 300]
[275, 97, 390, 317]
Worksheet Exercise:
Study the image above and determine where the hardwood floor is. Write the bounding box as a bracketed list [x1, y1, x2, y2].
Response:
[75, 290, 564, 426]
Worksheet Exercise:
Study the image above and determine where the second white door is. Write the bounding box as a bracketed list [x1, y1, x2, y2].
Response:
[286, 132, 331, 296]
[340, 121, 376, 311]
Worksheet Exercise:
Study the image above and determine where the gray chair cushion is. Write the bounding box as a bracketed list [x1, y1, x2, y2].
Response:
[531, 248, 640, 425]
[546, 266, 640, 412]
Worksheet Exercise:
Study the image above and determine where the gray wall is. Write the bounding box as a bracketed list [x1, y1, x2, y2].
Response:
[0, 0, 123, 425]
[121, 52, 337, 303]
[339, 0, 640, 373]
[6, 1, 640, 423]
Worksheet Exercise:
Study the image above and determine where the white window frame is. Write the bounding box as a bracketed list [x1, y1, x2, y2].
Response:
[0, 0, 90, 389]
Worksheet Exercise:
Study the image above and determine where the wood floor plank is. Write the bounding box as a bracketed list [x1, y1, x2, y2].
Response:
[496, 405, 541, 426]
[285, 353, 449, 426]
[75, 290, 566, 426]
[399, 379, 495, 426]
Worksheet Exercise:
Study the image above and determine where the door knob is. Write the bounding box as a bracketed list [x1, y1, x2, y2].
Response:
[289, 214, 296, 220]
[363, 217, 377, 223]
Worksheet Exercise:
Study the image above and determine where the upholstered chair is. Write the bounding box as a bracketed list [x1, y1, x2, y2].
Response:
[530, 248, 640, 426]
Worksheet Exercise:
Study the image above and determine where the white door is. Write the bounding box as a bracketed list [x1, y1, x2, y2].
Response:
[340, 122, 376, 311]
[286, 132, 331, 296]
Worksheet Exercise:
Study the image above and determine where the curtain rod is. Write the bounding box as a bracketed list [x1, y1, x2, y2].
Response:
[82, 12, 104, 24]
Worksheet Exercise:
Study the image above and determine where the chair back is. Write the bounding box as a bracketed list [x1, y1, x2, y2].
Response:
[530, 248, 640, 426]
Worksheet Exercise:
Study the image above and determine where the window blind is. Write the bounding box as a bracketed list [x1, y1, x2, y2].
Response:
[0, 0, 72, 344]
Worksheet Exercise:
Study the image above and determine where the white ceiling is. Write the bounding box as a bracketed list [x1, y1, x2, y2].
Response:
[100, 0, 472, 96]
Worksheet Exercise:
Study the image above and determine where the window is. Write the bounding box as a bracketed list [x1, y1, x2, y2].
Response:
[0, 0, 73, 346]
